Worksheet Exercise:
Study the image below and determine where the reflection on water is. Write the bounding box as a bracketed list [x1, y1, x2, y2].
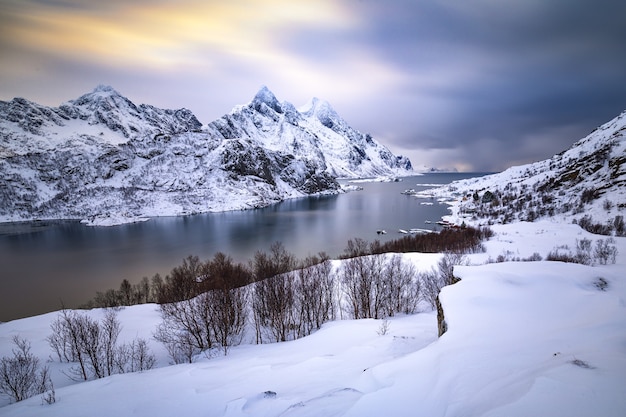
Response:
[0, 173, 484, 321]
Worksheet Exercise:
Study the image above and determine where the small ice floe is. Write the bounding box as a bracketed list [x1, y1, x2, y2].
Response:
[409, 228, 433, 234]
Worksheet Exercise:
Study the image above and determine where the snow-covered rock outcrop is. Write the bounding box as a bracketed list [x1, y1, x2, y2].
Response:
[0, 86, 412, 225]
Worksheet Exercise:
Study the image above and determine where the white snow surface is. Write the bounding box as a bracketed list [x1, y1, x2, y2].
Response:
[1, 221, 625, 416]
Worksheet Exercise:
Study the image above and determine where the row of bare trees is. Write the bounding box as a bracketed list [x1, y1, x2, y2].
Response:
[84, 227, 491, 309]
[341, 239, 419, 319]
[156, 240, 465, 364]
[251, 249, 336, 344]
[154, 244, 330, 362]
[47, 309, 155, 381]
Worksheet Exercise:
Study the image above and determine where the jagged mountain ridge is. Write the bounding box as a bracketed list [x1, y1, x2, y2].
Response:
[423, 110, 626, 227]
[209, 86, 412, 178]
[0, 85, 412, 225]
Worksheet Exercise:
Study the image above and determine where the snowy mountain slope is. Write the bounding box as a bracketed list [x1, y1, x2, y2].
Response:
[0, 86, 412, 225]
[0, 85, 203, 155]
[208, 86, 412, 178]
[419, 110, 626, 227]
[1, 222, 624, 416]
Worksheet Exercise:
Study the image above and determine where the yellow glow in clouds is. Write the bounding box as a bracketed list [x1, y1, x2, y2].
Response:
[3, 0, 357, 70]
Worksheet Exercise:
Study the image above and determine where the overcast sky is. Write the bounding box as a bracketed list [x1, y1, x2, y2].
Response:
[1, 0, 625, 171]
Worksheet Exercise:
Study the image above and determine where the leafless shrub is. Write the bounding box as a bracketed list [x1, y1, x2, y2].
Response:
[421, 253, 466, 309]
[120, 338, 156, 372]
[342, 227, 493, 257]
[594, 238, 618, 265]
[614, 215, 625, 236]
[207, 285, 247, 355]
[340, 249, 419, 319]
[295, 254, 336, 338]
[48, 309, 155, 378]
[250, 243, 300, 344]
[377, 319, 390, 336]
[154, 294, 213, 363]
[154, 324, 197, 365]
[0, 336, 54, 404]
[382, 254, 419, 316]
[593, 277, 609, 291]
[252, 272, 297, 343]
[341, 253, 380, 319]
[547, 238, 617, 266]
[546, 250, 580, 264]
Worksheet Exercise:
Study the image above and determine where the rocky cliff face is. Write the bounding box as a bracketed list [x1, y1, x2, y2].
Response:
[0, 86, 412, 225]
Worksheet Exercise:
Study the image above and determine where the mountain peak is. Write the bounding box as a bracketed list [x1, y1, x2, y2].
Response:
[92, 84, 120, 95]
[251, 86, 283, 114]
[300, 97, 335, 115]
[300, 97, 342, 130]
[253, 85, 276, 102]
[69, 85, 136, 112]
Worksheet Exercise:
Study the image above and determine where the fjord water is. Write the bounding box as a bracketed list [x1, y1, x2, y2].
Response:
[0, 173, 483, 322]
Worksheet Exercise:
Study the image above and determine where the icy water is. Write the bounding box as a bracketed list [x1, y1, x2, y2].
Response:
[0, 173, 486, 321]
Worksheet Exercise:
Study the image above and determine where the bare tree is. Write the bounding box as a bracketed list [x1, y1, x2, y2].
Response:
[421, 253, 466, 309]
[117, 338, 156, 372]
[48, 309, 155, 378]
[76, 314, 104, 379]
[158, 255, 204, 303]
[594, 238, 618, 265]
[382, 254, 419, 316]
[150, 273, 164, 302]
[119, 279, 133, 306]
[101, 310, 121, 376]
[153, 324, 197, 365]
[155, 294, 213, 363]
[0, 336, 54, 404]
[47, 309, 89, 381]
[295, 254, 336, 337]
[341, 255, 372, 319]
[155, 252, 251, 361]
[252, 272, 297, 343]
[340, 246, 385, 319]
[207, 285, 247, 355]
[250, 242, 299, 344]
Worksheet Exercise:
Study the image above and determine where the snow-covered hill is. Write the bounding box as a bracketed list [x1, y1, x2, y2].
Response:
[420, 110, 626, 228]
[1, 221, 624, 416]
[0, 86, 412, 225]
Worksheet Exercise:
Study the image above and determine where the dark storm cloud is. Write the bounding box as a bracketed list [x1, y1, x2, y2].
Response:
[338, 0, 626, 170]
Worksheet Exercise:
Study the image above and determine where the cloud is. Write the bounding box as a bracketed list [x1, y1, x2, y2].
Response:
[1, 0, 356, 70]
[1, 0, 625, 171]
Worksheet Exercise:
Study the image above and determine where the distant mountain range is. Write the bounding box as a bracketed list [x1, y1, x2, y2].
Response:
[424, 110, 626, 229]
[0, 85, 413, 225]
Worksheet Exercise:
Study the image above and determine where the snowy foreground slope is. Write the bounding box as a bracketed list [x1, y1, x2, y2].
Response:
[1, 222, 625, 416]
[0, 86, 412, 226]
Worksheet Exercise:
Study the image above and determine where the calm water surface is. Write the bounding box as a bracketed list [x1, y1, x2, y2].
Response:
[0, 173, 484, 321]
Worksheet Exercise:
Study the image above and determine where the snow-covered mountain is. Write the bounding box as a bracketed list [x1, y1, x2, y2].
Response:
[422, 110, 626, 229]
[209, 87, 412, 178]
[0, 86, 412, 225]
